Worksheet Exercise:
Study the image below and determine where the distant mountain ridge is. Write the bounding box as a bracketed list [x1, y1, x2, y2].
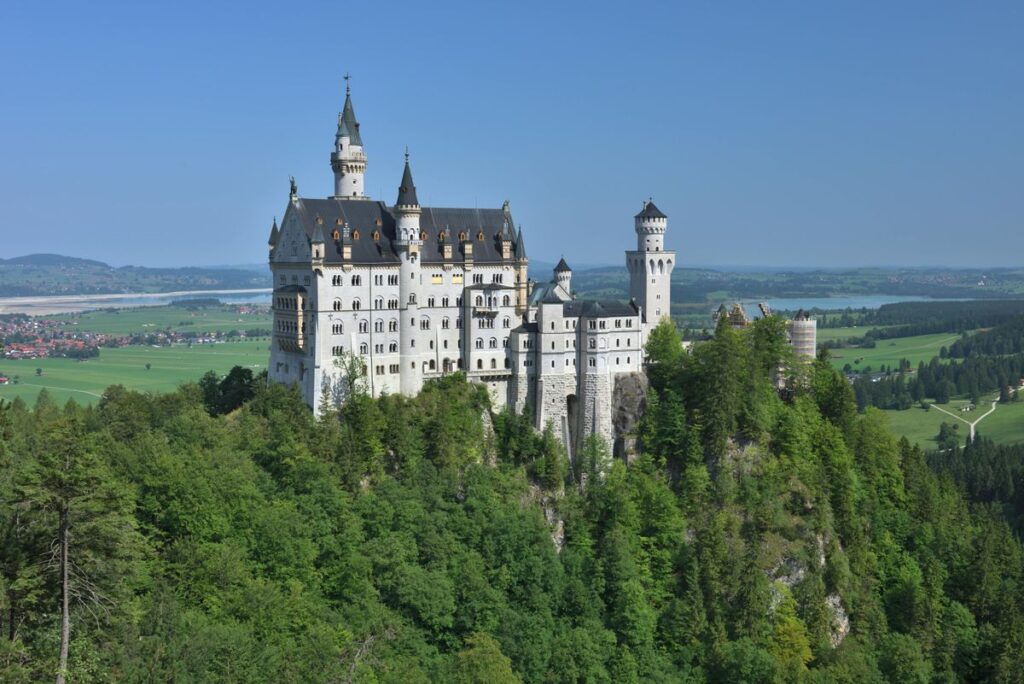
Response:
[0, 253, 111, 268]
[0, 254, 271, 298]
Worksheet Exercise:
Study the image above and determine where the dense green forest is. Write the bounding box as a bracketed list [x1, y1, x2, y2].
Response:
[2, 317, 1023, 682]
[853, 355, 1024, 410]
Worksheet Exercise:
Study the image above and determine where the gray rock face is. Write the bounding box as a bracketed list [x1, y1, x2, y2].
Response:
[611, 372, 648, 461]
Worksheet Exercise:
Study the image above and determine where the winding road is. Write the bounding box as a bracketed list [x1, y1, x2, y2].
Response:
[929, 388, 1017, 440]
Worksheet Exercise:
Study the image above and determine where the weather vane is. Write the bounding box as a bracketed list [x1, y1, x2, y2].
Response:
[343, 72, 351, 94]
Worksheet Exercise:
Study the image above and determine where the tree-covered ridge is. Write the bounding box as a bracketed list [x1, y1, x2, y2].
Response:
[0, 317, 1021, 681]
[948, 315, 1024, 358]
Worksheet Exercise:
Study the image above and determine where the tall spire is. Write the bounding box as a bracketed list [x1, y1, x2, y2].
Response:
[337, 76, 362, 146]
[395, 152, 419, 207]
[514, 226, 527, 259]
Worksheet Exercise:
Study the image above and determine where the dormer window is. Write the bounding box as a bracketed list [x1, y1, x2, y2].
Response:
[372, 230, 380, 241]
[476, 230, 484, 241]
[375, 218, 382, 227]
[420, 230, 428, 241]
[352, 230, 360, 240]
[315, 216, 323, 225]
[459, 231, 467, 241]
[332, 229, 340, 241]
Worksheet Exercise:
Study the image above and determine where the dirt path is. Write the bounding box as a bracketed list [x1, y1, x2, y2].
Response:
[929, 388, 1016, 440]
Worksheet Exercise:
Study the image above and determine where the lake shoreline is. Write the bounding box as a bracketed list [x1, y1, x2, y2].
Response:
[0, 288, 273, 315]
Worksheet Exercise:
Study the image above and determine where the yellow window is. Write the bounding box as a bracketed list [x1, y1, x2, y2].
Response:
[431, 274, 443, 285]
[452, 273, 463, 284]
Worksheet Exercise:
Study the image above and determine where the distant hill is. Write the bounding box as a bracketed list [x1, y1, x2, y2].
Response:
[0, 253, 111, 268]
[0, 254, 270, 297]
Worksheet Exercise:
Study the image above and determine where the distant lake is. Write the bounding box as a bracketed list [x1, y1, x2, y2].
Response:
[741, 295, 967, 318]
[0, 289, 272, 315]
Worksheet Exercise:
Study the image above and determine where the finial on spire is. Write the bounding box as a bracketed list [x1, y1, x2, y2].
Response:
[289, 176, 297, 200]
[343, 72, 351, 95]
[404, 146, 409, 163]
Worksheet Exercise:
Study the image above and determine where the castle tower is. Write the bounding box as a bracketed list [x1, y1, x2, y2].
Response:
[627, 199, 675, 336]
[554, 258, 572, 295]
[330, 78, 368, 199]
[514, 226, 529, 315]
[394, 153, 423, 395]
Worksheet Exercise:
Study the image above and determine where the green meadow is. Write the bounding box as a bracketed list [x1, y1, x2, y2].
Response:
[47, 304, 271, 336]
[0, 340, 267, 406]
[827, 332, 964, 371]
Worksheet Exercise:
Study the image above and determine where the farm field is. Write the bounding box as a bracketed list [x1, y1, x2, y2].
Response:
[883, 405, 966, 449]
[973, 398, 1024, 445]
[817, 325, 894, 343]
[883, 396, 1024, 449]
[46, 304, 271, 335]
[0, 339, 266, 406]
[827, 332, 964, 372]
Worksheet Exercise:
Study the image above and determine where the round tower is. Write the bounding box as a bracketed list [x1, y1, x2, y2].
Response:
[554, 258, 572, 294]
[627, 199, 675, 337]
[330, 79, 368, 199]
[635, 199, 667, 252]
[394, 153, 423, 396]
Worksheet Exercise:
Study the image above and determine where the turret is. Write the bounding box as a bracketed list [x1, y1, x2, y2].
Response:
[554, 258, 572, 294]
[635, 199, 667, 252]
[394, 152, 422, 244]
[514, 225, 529, 315]
[267, 217, 279, 256]
[627, 199, 675, 337]
[330, 77, 368, 199]
[394, 153, 423, 396]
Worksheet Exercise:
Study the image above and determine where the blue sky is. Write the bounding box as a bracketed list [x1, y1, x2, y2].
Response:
[1, 1, 1021, 268]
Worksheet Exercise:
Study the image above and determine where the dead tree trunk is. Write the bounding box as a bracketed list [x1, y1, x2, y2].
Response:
[56, 505, 69, 684]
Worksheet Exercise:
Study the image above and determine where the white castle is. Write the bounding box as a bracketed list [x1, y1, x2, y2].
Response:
[267, 85, 675, 452]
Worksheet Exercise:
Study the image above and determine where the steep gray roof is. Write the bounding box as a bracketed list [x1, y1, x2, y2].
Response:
[310, 220, 326, 244]
[514, 226, 527, 260]
[268, 218, 279, 246]
[563, 299, 638, 319]
[554, 257, 572, 273]
[636, 200, 667, 220]
[338, 93, 363, 146]
[395, 160, 419, 207]
[286, 197, 518, 265]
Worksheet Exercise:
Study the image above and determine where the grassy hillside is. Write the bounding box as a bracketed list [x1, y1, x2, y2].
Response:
[0, 339, 266, 405]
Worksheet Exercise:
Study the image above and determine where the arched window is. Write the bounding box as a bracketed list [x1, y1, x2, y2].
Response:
[333, 299, 342, 311]
[359, 320, 368, 333]
[442, 317, 450, 329]
[419, 230, 428, 241]
[374, 320, 383, 333]
[352, 230, 360, 241]
[429, 359, 436, 370]
[352, 275, 362, 286]
[503, 295, 510, 306]
[389, 342, 398, 353]
[389, 319, 398, 332]
[475, 295, 483, 306]
[332, 322, 343, 334]
[352, 298, 361, 310]
[658, 259, 664, 275]
[490, 358, 497, 369]
[503, 317, 510, 329]
[359, 343, 368, 354]
[375, 297, 383, 309]
[477, 359, 483, 370]
[475, 338, 483, 349]
[459, 231, 467, 241]
[489, 337, 497, 349]
[332, 230, 340, 241]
